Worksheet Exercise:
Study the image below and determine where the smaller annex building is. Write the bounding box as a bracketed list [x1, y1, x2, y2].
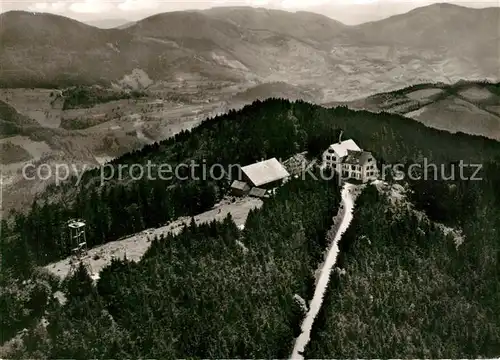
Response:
[231, 158, 290, 196]
[230, 180, 251, 197]
[241, 158, 290, 189]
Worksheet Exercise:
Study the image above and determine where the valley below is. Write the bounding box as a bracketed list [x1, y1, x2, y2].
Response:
[1, 4, 499, 212]
[2, 78, 500, 213]
[1, 4, 500, 357]
[0, 83, 248, 212]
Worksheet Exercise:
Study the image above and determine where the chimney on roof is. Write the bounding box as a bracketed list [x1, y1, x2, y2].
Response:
[338, 130, 343, 144]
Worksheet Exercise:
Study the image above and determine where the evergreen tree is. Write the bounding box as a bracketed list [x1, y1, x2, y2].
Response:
[64, 263, 94, 301]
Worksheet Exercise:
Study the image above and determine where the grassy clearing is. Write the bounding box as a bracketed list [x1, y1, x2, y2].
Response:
[11, 174, 341, 358]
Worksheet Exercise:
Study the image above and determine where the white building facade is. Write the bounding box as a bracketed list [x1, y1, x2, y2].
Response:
[322, 139, 361, 173]
[340, 150, 378, 182]
[322, 139, 378, 183]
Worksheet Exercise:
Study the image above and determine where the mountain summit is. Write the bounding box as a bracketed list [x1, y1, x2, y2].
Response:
[0, 5, 498, 96]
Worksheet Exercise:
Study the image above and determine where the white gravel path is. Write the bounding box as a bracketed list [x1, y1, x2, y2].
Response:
[291, 183, 358, 360]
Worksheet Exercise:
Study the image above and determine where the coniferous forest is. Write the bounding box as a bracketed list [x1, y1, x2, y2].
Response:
[8, 174, 340, 358]
[2, 98, 500, 357]
[306, 172, 500, 358]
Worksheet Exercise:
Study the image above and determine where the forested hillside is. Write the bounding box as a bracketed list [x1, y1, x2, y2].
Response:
[2, 98, 500, 357]
[306, 169, 500, 357]
[3, 99, 500, 270]
[8, 174, 340, 358]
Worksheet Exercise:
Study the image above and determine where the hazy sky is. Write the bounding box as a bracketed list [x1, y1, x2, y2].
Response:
[1, 0, 497, 24]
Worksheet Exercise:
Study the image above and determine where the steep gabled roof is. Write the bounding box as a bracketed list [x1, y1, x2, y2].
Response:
[241, 158, 290, 187]
[325, 139, 361, 158]
[343, 150, 374, 166]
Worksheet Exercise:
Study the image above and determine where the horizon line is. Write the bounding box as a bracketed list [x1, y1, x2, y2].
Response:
[1, 1, 498, 27]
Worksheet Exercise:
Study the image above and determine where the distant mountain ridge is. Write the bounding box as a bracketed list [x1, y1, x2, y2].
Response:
[329, 80, 500, 141]
[0, 4, 498, 101]
[350, 4, 499, 55]
[84, 18, 134, 29]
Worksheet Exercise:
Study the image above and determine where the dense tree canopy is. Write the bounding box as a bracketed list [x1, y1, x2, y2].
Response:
[12, 174, 340, 358]
[4, 98, 500, 269]
[2, 97, 500, 357]
[306, 174, 500, 358]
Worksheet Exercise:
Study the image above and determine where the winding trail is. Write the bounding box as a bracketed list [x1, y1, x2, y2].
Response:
[291, 183, 358, 360]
